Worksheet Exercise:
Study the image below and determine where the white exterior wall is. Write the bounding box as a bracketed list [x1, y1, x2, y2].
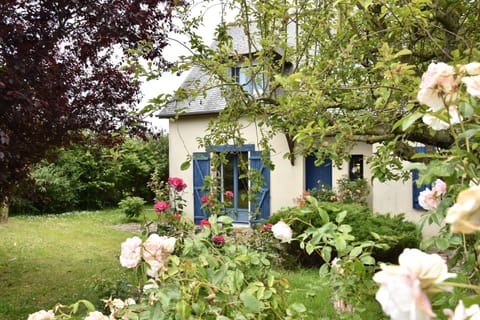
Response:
[168, 116, 437, 235]
[167, 115, 304, 220]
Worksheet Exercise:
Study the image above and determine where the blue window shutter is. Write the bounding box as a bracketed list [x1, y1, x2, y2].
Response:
[193, 152, 210, 223]
[412, 146, 427, 209]
[250, 151, 270, 221]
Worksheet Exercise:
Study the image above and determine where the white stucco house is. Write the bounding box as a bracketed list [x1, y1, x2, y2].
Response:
[158, 24, 431, 233]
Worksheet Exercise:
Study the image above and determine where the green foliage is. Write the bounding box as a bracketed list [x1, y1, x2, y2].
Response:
[118, 196, 146, 219]
[269, 201, 421, 266]
[11, 135, 168, 214]
[306, 177, 370, 205]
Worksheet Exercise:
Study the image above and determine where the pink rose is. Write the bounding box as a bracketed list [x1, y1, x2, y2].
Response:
[154, 201, 170, 212]
[27, 310, 55, 320]
[167, 177, 187, 192]
[84, 311, 109, 320]
[261, 223, 273, 231]
[418, 62, 457, 111]
[212, 234, 225, 245]
[142, 234, 176, 277]
[373, 249, 456, 320]
[462, 75, 480, 98]
[432, 179, 447, 195]
[418, 179, 447, 211]
[418, 188, 441, 211]
[224, 190, 234, 199]
[120, 236, 142, 268]
[200, 219, 211, 228]
[271, 220, 293, 241]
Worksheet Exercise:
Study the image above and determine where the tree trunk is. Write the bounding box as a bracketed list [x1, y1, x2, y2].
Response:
[0, 196, 8, 224]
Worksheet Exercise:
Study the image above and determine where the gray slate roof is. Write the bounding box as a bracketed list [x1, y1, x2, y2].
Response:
[157, 23, 294, 118]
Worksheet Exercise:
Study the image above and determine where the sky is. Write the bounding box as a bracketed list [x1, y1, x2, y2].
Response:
[140, 0, 236, 132]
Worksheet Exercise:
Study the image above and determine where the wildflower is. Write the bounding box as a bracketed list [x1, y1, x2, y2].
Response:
[154, 201, 170, 212]
[271, 220, 293, 241]
[120, 236, 142, 268]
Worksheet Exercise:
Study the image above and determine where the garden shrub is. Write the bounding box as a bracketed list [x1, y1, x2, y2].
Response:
[118, 196, 146, 219]
[268, 201, 421, 266]
[10, 134, 168, 214]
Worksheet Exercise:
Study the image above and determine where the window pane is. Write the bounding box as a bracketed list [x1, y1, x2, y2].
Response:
[220, 152, 249, 210]
[237, 152, 249, 209]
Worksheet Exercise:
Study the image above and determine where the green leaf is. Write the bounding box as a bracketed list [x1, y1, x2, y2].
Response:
[349, 246, 363, 258]
[394, 48, 412, 58]
[217, 215, 234, 225]
[335, 210, 347, 224]
[240, 292, 263, 313]
[360, 255, 376, 265]
[180, 160, 191, 171]
[306, 242, 315, 255]
[287, 303, 307, 316]
[318, 208, 330, 224]
[334, 237, 347, 253]
[434, 237, 450, 250]
[392, 111, 423, 132]
[321, 246, 332, 262]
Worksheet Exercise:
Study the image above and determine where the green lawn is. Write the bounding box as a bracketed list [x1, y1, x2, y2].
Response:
[0, 209, 384, 320]
[0, 210, 136, 320]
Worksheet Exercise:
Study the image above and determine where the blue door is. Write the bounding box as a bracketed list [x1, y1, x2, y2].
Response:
[305, 155, 332, 190]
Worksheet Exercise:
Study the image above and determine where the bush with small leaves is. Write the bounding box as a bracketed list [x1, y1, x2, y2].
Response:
[118, 196, 146, 219]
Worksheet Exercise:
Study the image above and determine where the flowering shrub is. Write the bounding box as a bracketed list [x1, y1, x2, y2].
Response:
[148, 176, 191, 238]
[375, 61, 480, 319]
[305, 177, 370, 205]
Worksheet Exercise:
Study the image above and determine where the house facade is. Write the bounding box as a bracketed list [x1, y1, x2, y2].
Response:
[158, 25, 435, 235]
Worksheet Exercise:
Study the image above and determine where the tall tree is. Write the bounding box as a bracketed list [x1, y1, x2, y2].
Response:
[0, 0, 181, 222]
[148, 0, 480, 177]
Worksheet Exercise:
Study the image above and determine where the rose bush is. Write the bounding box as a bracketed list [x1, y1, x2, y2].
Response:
[377, 61, 480, 319]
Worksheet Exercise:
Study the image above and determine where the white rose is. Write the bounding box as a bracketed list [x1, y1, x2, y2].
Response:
[373, 249, 456, 320]
[444, 300, 480, 320]
[463, 62, 480, 76]
[27, 310, 55, 320]
[445, 186, 480, 233]
[462, 75, 480, 98]
[159, 236, 176, 253]
[271, 220, 293, 241]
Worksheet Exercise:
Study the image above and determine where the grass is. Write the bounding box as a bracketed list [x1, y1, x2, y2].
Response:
[0, 209, 384, 320]
[0, 209, 142, 320]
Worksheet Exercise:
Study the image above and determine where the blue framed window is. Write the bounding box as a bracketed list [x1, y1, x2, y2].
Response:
[193, 145, 270, 224]
[231, 66, 267, 95]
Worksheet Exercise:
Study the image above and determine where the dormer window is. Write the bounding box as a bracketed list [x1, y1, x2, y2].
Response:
[231, 66, 267, 96]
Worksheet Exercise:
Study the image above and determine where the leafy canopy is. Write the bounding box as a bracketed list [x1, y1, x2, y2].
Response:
[144, 0, 480, 180]
[0, 0, 181, 200]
